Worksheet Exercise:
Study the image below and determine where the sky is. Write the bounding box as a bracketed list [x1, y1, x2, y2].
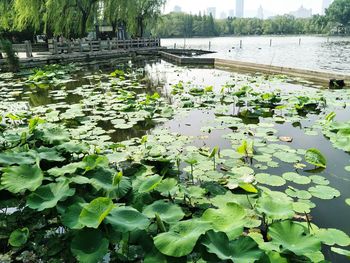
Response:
[163, 0, 329, 17]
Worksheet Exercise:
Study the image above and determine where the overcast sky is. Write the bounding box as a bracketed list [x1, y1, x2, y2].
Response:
[163, 0, 328, 17]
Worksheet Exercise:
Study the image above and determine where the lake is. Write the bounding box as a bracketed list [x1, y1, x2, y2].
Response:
[162, 36, 350, 74]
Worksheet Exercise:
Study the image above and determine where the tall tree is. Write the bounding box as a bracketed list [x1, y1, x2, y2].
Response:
[326, 0, 350, 27]
[127, 0, 166, 37]
[103, 0, 128, 35]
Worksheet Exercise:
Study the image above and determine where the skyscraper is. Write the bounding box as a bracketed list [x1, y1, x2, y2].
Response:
[236, 0, 244, 18]
[207, 7, 217, 18]
[322, 0, 333, 15]
[173, 5, 182, 13]
[257, 5, 264, 20]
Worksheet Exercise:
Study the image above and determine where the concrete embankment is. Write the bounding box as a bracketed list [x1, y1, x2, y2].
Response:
[160, 51, 350, 86]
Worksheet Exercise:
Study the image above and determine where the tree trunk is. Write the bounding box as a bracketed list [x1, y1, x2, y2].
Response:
[81, 12, 88, 38]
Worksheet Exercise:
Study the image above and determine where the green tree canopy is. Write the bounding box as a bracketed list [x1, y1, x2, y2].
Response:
[326, 0, 350, 26]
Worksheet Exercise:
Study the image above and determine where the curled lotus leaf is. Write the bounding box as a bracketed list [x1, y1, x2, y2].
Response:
[268, 221, 321, 258]
[106, 206, 149, 233]
[79, 197, 114, 228]
[71, 229, 109, 263]
[1, 164, 43, 194]
[153, 219, 211, 257]
[9, 228, 29, 247]
[143, 200, 185, 223]
[27, 180, 75, 211]
[201, 230, 263, 263]
[305, 148, 327, 168]
[331, 247, 350, 258]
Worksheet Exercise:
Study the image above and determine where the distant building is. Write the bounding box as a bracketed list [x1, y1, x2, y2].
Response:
[322, 0, 333, 15]
[228, 9, 235, 18]
[257, 5, 264, 19]
[220, 12, 227, 19]
[207, 7, 217, 18]
[290, 5, 312, 18]
[173, 5, 182, 13]
[236, 0, 244, 18]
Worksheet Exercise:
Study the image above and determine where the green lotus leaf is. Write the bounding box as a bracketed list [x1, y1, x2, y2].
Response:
[202, 202, 246, 239]
[273, 151, 301, 163]
[0, 152, 36, 165]
[144, 249, 167, 263]
[282, 172, 311, 185]
[331, 247, 350, 258]
[71, 229, 109, 263]
[308, 185, 340, 200]
[61, 203, 84, 229]
[138, 175, 163, 193]
[255, 173, 286, 187]
[57, 141, 89, 153]
[48, 162, 85, 177]
[1, 164, 43, 193]
[8, 228, 29, 247]
[82, 154, 109, 171]
[256, 192, 294, 220]
[89, 168, 131, 198]
[27, 180, 75, 211]
[305, 148, 327, 168]
[143, 200, 185, 223]
[309, 175, 329, 185]
[153, 219, 211, 257]
[37, 147, 65, 162]
[40, 125, 70, 145]
[202, 230, 263, 263]
[268, 221, 321, 257]
[346, 199, 350, 206]
[155, 178, 178, 196]
[315, 228, 350, 247]
[285, 187, 312, 199]
[79, 197, 114, 228]
[106, 206, 149, 233]
[292, 201, 312, 213]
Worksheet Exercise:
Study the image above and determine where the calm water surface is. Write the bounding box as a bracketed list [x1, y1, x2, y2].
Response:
[162, 36, 350, 74]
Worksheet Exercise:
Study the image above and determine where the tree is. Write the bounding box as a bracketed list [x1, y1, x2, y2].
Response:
[127, 0, 166, 37]
[326, 0, 350, 27]
[103, 0, 128, 35]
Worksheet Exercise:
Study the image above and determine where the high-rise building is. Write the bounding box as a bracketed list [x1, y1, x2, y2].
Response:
[207, 7, 217, 18]
[257, 5, 264, 19]
[228, 9, 235, 18]
[322, 0, 333, 15]
[173, 5, 182, 13]
[290, 5, 312, 18]
[236, 0, 244, 18]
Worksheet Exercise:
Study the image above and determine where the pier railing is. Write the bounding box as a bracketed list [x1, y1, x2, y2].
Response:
[0, 41, 33, 58]
[48, 38, 161, 55]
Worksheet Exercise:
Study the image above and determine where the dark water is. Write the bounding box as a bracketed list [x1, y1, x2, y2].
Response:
[2, 59, 350, 262]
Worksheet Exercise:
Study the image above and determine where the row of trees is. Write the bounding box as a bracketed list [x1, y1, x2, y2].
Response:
[0, 0, 165, 39]
[151, 0, 350, 37]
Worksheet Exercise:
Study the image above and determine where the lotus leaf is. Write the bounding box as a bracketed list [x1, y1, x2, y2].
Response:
[106, 206, 149, 233]
[305, 148, 327, 168]
[79, 197, 114, 228]
[202, 230, 263, 263]
[273, 151, 301, 163]
[309, 175, 329, 185]
[71, 229, 109, 263]
[27, 180, 75, 211]
[202, 202, 246, 239]
[331, 247, 350, 258]
[285, 187, 312, 199]
[315, 228, 350, 246]
[282, 172, 311, 185]
[1, 164, 43, 193]
[346, 198, 350, 206]
[138, 175, 163, 193]
[153, 219, 211, 257]
[61, 203, 84, 229]
[0, 152, 36, 165]
[255, 173, 286, 187]
[143, 200, 184, 223]
[256, 192, 294, 220]
[308, 185, 340, 200]
[8, 228, 29, 247]
[268, 221, 321, 257]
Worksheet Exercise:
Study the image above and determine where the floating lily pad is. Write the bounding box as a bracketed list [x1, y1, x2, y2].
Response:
[315, 228, 350, 247]
[282, 172, 311, 185]
[255, 173, 286, 187]
[308, 185, 340, 200]
[309, 175, 329, 186]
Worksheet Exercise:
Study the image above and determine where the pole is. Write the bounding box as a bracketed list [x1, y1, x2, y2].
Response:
[270, 39, 272, 47]
[240, 40, 242, 48]
[299, 38, 301, 45]
[209, 41, 211, 51]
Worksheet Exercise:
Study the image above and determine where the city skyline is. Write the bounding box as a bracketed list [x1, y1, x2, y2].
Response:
[164, 0, 332, 17]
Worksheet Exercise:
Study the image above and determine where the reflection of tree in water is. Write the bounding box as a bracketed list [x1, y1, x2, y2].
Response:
[28, 89, 52, 107]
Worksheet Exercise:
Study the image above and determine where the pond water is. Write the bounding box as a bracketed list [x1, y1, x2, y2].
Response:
[1, 59, 350, 262]
[162, 36, 350, 74]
